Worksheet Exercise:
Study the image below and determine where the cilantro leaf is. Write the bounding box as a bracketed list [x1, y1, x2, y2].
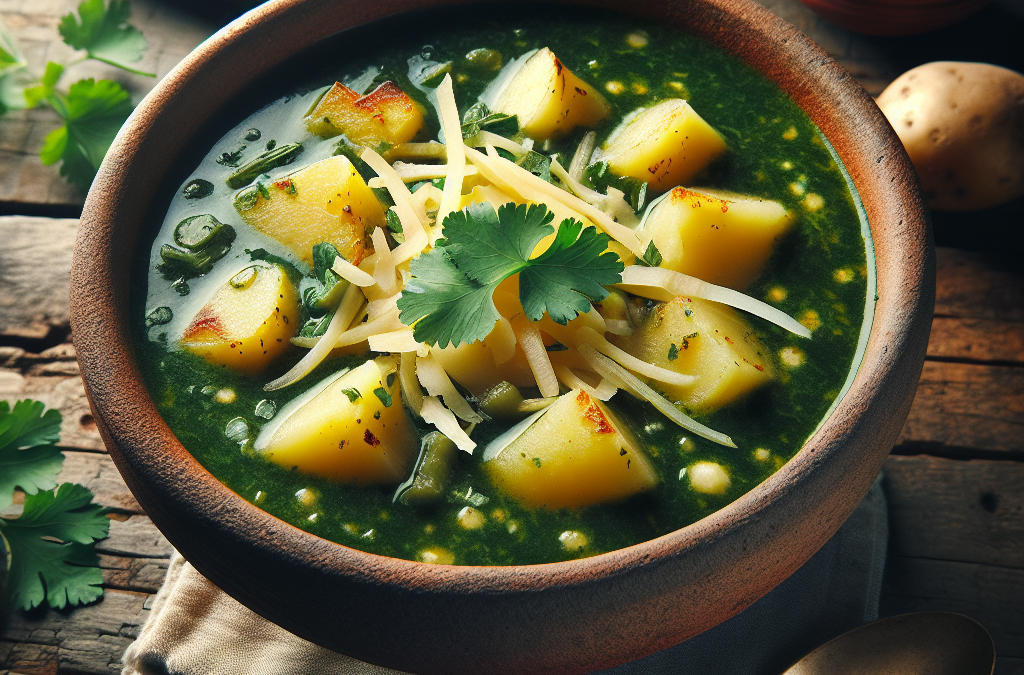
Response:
[0, 19, 29, 113]
[519, 219, 624, 324]
[40, 78, 133, 192]
[0, 400, 65, 509]
[398, 202, 624, 346]
[636, 239, 664, 267]
[400, 248, 502, 348]
[0, 483, 109, 610]
[58, 0, 152, 75]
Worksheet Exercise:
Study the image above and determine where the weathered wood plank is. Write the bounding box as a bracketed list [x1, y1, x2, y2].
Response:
[98, 556, 170, 595]
[0, 217, 77, 339]
[880, 556, 1024, 660]
[58, 451, 140, 514]
[896, 361, 1024, 455]
[934, 248, 1024, 323]
[1, 589, 150, 675]
[883, 455, 1024, 568]
[928, 316, 1024, 364]
[0, 369, 106, 452]
[98, 516, 173, 560]
[0, 0, 215, 208]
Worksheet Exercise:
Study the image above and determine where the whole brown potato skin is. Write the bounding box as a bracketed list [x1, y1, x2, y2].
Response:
[877, 62, 1024, 211]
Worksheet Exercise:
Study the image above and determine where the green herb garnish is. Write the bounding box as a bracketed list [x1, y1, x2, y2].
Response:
[398, 202, 623, 347]
[373, 387, 394, 408]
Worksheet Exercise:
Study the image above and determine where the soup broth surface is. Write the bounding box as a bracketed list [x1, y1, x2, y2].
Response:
[135, 9, 869, 565]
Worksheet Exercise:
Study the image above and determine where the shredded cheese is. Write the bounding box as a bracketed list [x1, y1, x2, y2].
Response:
[467, 130, 528, 155]
[553, 363, 616, 401]
[434, 75, 466, 227]
[370, 227, 396, 294]
[617, 266, 812, 338]
[393, 162, 479, 183]
[331, 307, 403, 349]
[421, 396, 476, 453]
[488, 316, 517, 365]
[576, 326, 695, 387]
[399, 352, 423, 416]
[579, 343, 736, 447]
[368, 328, 421, 353]
[471, 145, 646, 258]
[331, 257, 376, 287]
[417, 352, 484, 423]
[359, 148, 429, 263]
[511, 313, 559, 398]
[265, 283, 364, 391]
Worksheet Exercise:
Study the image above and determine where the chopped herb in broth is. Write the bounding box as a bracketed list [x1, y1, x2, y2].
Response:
[133, 9, 868, 566]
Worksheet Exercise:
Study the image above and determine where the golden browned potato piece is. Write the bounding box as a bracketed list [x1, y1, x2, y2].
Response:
[305, 81, 425, 146]
[491, 48, 610, 140]
[644, 187, 795, 290]
[234, 155, 382, 266]
[256, 358, 417, 485]
[611, 296, 774, 414]
[485, 389, 658, 509]
[180, 264, 299, 375]
[601, 99, 726, 192]
[877, 62, 1024, 210]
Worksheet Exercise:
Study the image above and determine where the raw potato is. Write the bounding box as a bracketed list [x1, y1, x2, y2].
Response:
[601, 99, 727, 192]
[180, 264, 299, 375]
[877, 62, 1024, 211]
[643, 187, 795, 290]
[491, 48, 610, 140]
[305, 81, 425, 146]
[256, 358, 417, 485]
[610, 296, 775, 414]
[485, 389, 659, 509]
[234, 155, 382, 266]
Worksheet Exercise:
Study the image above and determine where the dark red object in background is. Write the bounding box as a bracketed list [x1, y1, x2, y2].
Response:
[798, 0, 991, 35]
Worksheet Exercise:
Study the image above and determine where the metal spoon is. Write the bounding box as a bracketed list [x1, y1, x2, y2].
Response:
[782, 612, 995, 675]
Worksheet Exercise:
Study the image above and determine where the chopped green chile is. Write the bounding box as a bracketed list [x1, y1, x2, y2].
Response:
[173, 214, 233, 250]
[479, 381, 526, 419]
[225, 142, 304, 189]
[395, 432, 458, 505]
[464, 47, 502, 70]
[181, 179, 214, 200]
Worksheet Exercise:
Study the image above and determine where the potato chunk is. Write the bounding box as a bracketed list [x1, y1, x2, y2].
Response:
[491, 48, 610, 140]
[601, 99, 726, 192]
[611, 297, 774, 414]
[485, 389, 658, 509]
[645, 187, 795, 290]
[256, 359, 417, 485]
[234, 155, 382, 266]
[304, 81, 425, 146]
[180, 264, 299, 375]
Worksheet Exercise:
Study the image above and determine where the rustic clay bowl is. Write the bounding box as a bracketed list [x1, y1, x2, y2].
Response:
[70, 0, 933, 673]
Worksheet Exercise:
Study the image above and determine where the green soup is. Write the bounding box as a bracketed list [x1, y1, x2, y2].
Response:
[134, 8, 871, 566]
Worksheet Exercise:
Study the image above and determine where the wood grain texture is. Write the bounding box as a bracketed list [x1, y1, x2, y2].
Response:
[0, 0, 215, 208]
[0, 218, 77, 339]
[883, 455, 1023, 569]
[897, 361, 1024, 455]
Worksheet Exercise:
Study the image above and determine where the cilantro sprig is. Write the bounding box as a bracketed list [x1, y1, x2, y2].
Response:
[0, 0, 153, 192]
[0, 401, 110, 611]
[398, 202, 624, 347]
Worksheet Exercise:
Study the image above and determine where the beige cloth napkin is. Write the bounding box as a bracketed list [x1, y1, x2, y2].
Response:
[123, 478, 887, 675]
[121, 551, 408, 675]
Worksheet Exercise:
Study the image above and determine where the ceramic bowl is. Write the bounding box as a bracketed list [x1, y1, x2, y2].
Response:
[70, 1, 933, 673]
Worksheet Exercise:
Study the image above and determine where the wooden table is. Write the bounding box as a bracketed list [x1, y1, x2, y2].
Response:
[1, 0, 1021, 672]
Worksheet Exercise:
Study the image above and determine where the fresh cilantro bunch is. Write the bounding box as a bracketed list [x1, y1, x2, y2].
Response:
[0, 400, 110, 611]
[0, 0, 153, 192]
[398, 202, 624, 348]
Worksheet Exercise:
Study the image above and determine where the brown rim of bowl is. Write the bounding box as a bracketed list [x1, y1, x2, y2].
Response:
[71, 0, 934, 673]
